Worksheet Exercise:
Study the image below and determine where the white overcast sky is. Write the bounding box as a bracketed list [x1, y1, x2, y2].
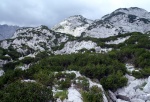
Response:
[0, 0, 150, 27]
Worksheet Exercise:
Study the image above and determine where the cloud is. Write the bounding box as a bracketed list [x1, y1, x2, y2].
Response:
[0, 0, 150, 27]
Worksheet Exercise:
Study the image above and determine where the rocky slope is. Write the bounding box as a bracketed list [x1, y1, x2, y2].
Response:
[2, 7, 150, 56]
[52, 15, 93, 37]
[1, 25, 111, 56]
[114, 64, 150, 102]
[0, 26, 70, 55]
[85, 7, 150, 38]
[53, 7, 150, 38]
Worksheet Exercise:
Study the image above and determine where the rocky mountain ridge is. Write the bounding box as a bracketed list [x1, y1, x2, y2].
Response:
[1, 26, 70, 55]
[53, 7, 150, 38]
[52, 15, 93, 37]
[2, 7, 150, 56]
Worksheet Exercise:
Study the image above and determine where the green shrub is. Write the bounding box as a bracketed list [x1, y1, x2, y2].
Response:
[67, 65, 80, 70]
[55, 72, 76, 80]
[100, 72, 128, 90]
[54, 90, 68, 101]
[33, 70, 54, 86]
[0, 81, 53, 102]
[59, 78, 71, 90]
[141, 68, 150, 77]
[35, 51, 50, 61]
[0, 69, 24, 88]
[21, 57, 35, 64]
[74, 76, 89, 91]
[132, 71, 143, 78]
[81, 86, 103, 102]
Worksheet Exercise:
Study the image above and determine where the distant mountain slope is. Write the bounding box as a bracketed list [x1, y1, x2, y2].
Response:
[0, 24, 19, 40]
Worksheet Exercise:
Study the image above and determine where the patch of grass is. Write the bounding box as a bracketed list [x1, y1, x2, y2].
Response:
[81, 86, 103, 102]
[54, 90, 68, 101]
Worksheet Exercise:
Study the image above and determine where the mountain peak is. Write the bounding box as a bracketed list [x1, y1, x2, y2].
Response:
[68, 15, 84, 19]
[52, 7, 150, 38]
[102, 7, 150, 20]
[115, 7, 147, 12]
[52, 15, 93, 37]
[63, 15, 93, 24]
[85, 7, 150, 38]
[129, 7, 147, 11]
[114, 7, 148, 14]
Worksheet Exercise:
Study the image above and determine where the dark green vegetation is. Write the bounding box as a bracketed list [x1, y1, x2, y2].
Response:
[0, 32, 150, 101]
[81, 86, 103, 102]
[0, 81, 53, 102]
[54, 90, 68, 101]
[28, 52, 127, 91]
[0, 46, 21, 61]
